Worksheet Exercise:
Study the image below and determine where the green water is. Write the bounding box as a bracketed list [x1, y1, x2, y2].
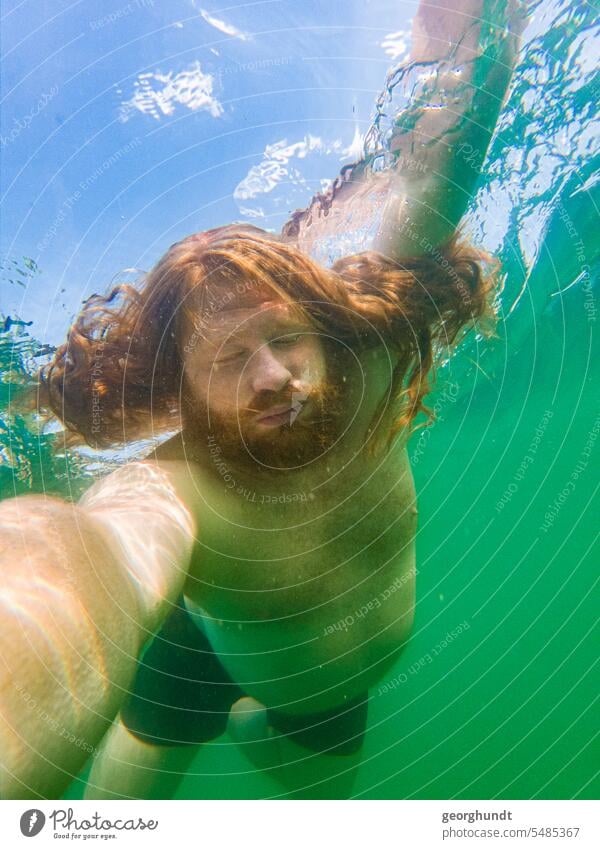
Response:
[68, 251, 597, 801]
[1, 0, 598, 800]
[54, 211, 600, 800]
[186, 253, 597, 799]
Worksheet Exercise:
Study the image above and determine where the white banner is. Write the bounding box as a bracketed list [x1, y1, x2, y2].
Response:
[0, 800, 597, 848]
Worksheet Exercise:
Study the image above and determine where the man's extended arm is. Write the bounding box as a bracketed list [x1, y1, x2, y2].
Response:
[374, 0, 528, 257]
[0, 460, 197, 799]
[282, 0, 527, 262]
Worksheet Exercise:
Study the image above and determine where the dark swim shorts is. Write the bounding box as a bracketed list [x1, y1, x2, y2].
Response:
[120, 597, 368, 756]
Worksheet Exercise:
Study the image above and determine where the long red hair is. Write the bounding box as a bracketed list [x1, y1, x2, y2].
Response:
[39, 224, 498, 453]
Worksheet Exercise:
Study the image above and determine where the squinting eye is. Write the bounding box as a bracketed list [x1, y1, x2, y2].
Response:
[271, 334, 302, 346]
[215, 350, 245, 365]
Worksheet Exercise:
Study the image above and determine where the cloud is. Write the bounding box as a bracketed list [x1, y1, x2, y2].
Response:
[120, 61, 223, 121]
[234, 135, 345, 201]
[238, 206, 265, 219]
[381, 29, 409, 61]
[199, 8, 250, 41]
[342, 125, 365, 162]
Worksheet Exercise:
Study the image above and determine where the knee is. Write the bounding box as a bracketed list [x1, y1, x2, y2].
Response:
[227, 697, 269, 743]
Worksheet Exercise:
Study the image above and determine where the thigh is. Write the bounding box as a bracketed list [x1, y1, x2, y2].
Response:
[228, 694, 368, 798]
[85, 716, 200, 800]
[268, 729, 365, 799]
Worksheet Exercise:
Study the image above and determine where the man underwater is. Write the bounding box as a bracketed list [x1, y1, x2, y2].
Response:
[0, 0, 526, 799]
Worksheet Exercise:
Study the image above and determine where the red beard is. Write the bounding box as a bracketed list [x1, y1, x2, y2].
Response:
[181, 355, 350, 476]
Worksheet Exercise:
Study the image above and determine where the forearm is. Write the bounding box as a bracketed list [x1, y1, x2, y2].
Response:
[375, 0, 526, 257]
[0, 496, 143, 799]
[78, 460, 198, 636]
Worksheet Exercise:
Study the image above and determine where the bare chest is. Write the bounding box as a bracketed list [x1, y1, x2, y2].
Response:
[184, 445, 416, 619]
[182, 446, 416, 711]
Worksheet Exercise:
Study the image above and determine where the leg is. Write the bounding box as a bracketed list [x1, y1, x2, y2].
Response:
[85, 716, 199, 800]
[228, 695, 366, 799]
[84, 596, 243, 799]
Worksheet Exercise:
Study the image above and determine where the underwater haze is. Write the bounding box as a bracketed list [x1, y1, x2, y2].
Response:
[0, 0, 598, 799]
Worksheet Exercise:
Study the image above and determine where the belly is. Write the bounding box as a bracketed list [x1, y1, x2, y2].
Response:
[183, 527, 416, 715]
[182, 444, 417, 714]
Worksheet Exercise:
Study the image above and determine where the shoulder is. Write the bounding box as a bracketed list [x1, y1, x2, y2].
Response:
[356, 343, 410, 452]
[359, 344, 401, 415]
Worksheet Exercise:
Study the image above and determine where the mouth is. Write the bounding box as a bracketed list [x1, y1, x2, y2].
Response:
[256, 403, 296, 427]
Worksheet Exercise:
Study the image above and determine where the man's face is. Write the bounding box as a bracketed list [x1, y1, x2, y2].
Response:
[180, 293, 350, 472]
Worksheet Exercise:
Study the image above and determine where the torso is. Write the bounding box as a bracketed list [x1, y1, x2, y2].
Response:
[153, 346, 417, 715]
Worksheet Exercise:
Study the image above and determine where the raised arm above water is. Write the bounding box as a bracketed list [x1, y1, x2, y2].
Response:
[282, 0, 528, 262]
[374, 0, 528, 258]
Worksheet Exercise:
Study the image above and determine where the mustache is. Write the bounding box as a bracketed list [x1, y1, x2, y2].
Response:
[246, 400, 296, 416]
[245, 394, 295, 415]
[241, 379, 342, 419]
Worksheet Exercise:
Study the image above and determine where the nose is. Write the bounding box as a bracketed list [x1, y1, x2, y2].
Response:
[249, 344, 292, 394]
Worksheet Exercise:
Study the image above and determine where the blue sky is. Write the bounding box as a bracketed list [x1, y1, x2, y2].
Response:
[1, 0, 416, 344]
[2, 0, 597, 349]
